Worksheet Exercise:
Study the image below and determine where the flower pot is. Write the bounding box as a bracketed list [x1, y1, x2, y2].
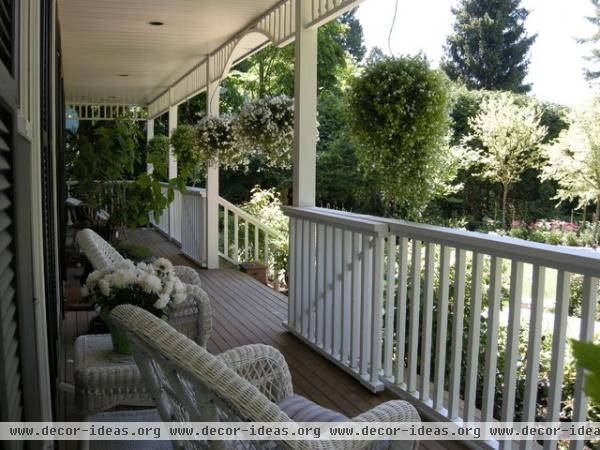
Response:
[100, 311, 132, 355]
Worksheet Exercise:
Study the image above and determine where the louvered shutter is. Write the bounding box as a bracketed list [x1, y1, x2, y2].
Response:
[0, 111, 23, 428]
[0, 0, 25, 438]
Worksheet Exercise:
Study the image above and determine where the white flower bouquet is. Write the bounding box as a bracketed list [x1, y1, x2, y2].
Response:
[82, 258, 188, 318]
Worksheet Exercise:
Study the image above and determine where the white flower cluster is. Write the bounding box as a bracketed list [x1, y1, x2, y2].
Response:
[82, 258, 188, 311]
[235, 95, 294, 168]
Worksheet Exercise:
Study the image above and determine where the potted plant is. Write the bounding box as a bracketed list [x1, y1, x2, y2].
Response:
[81, 258, 187, 354]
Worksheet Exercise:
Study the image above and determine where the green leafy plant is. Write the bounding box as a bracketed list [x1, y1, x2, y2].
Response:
[347, 55, 454, 219]
[572, 340, 600, 405]
[147, 135, 170, 180]
[241, 187, 288, 284]
[170, 124, 201, 181]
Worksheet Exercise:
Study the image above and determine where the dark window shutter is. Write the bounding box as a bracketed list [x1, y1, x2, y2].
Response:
[0, 0, 24, 437]
[0, 109, 23, 426]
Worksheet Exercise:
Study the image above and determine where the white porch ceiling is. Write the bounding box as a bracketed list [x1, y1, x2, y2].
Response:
[58, 0, 282, 105]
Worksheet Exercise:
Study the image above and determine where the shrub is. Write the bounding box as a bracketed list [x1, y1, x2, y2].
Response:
[241, 187, 289, 284]
[347, 55, 453, 218]
[564, 232, 579, 246]
[509, 226, 529, 240]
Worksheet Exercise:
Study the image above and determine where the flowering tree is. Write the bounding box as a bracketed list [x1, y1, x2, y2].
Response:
[459, 92, 547, 228]
[541, 96, 600, 228]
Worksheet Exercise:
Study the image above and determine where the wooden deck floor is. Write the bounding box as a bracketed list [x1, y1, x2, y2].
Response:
[58, 227, 458, 450]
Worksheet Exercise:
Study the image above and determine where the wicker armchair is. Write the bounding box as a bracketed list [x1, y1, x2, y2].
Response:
[75, 228, 202, 288]
[110, 304, 420, 450]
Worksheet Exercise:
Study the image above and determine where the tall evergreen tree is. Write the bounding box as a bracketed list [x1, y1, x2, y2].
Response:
[579, 0, 600, 80]
[441, 0, 536, 93]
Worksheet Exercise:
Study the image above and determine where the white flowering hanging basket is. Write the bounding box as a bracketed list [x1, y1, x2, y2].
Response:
[234, 95, 295, 169]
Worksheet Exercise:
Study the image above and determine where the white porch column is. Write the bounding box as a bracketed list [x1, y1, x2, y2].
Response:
[168, 105, 178, 238]
[292, 0, 318, 207]
[146, 118, 154, 174]
[206, 65, 220, 269]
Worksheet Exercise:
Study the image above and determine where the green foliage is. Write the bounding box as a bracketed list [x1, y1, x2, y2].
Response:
[67, 119, 181, 233]
[542, 96, 600, 225]
[347, 55, 454, 218]
[241, 187, 289, 282]
[112, 240, 154, 262]
[458, 91, 547, 227]
[170, 124, 202, 181]
[578, 0, 600, 80]
[572, 340, 600, 405]
[441, 0, 536, 93]
[146, 135, 170, 180]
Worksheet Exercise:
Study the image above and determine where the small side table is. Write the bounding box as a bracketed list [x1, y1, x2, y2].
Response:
[74, 334, 154, 418]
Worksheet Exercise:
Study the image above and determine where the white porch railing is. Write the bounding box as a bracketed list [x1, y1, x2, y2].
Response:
[151, 184, 207, 265]
[151, 185, 277, 272]
[218, 196, 277, 269]
[283, 206, 600, 448]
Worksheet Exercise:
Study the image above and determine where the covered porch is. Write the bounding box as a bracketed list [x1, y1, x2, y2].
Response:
[55, 0, 600, 449]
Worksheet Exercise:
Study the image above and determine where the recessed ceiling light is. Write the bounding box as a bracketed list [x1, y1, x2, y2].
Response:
[118, 74, 129, 77]
[148, 21, 164, 26]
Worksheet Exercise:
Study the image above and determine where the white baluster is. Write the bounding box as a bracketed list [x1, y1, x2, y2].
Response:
[395, 237, 409, 386]
[384, 235, 397, 379]
[433, 245, 451, 410]
[360, 234, 373, 378]
[500, 261, 524, 450]
[570, 275, 598, 450]
[419, 242, 436, 401]
[521, 265, 546, 450]
[482, 256, 503, 422]
[407, 239, 422, 394]
[448, 248, 466, 420]
[544, 270, 570, 450]
[464, 252, 484, 421]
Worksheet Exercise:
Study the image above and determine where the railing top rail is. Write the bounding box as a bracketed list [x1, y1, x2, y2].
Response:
[290, 207, 600, 277]
[219, 196, 279, 237]
[157, 182, 207, 197]
[282, 206, 390, 237]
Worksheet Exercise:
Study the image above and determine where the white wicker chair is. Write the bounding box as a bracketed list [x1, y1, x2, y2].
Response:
[110, 304, 420, 450]
[75, 228, 202, 287]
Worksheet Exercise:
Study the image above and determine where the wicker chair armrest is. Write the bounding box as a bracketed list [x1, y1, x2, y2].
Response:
[352, 400, 420, 423]
[217, 344, 294, 403]
[173, 265, 202, 287]
[169, 285, 212, 347]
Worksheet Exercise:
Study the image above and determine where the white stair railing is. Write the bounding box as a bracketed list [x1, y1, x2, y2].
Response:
[217, 197, 278, 273]
[284, 206, 600, 449]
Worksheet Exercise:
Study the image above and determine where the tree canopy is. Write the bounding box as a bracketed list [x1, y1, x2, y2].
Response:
[441, 0, 536, 93]
[458, 92, 547, 227]
[542, 96, 600, 220]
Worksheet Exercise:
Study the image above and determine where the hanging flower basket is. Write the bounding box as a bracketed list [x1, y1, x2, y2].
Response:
[234, 95, 295, 169]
